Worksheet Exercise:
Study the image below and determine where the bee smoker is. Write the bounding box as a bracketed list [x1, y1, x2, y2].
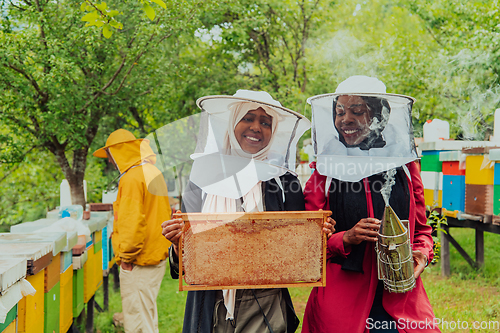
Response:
[376, 205, 416, 293]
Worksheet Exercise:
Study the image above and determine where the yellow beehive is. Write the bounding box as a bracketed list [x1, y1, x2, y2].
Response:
[83, 244, 95, 303]
[94, 230, 102, 244]
[18, 269, 44, 333]
[2, 319, 16, 333]
[93, 249, 103, 292]
[59, 265, 73, 333]
[465, 155, 495, 185]
[424, 189, 442, 207]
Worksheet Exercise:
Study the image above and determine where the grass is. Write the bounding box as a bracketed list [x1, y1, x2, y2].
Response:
[93, 228, 500, 332]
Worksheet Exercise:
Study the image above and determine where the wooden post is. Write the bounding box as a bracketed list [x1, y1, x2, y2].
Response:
[103, 276, 109, 311]
[475, 229, 484, 268]
[440, 226, 450, 277]
[86, 296, 94, 333]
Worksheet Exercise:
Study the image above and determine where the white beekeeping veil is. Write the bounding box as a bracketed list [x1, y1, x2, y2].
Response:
[308, 76, 418, 182]
[190, 89, 310, 198]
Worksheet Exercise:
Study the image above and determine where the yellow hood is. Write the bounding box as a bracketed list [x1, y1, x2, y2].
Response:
[108, 139, 157, 174]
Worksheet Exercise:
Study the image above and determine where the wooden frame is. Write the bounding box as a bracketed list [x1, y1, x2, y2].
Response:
[176, 210, 330, 291]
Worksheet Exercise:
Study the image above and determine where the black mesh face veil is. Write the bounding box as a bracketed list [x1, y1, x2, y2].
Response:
[332, 95, 391, 150]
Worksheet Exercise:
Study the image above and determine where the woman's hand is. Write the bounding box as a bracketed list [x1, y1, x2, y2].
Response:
[342, 218, 380, 248]
[413, 250, 428, 279]
[161, 210, 184, 256]
[323, 217, 336, 240]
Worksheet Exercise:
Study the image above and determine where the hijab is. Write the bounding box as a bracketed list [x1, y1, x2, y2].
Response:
[201, 101, 279, 320]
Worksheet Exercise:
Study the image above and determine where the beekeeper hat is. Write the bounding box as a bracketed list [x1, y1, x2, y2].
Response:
[93, 129, 145, 158]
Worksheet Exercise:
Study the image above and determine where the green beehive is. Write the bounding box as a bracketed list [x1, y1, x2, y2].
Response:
[94, 240, 102, 253]
[0, 304, 17, 332]
[44, 281, 60, 333]
[421, 153, 442, 172]
[494, 185, 500, 216]
[72, 268, 84, 318]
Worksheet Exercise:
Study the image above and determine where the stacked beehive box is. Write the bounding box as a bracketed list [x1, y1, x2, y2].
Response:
[420, 149, 444, 208]
[82, 212, 108, 304]
[462, 147, 496, 217]
[485, 148, 500, 223]
[0, 234, 63, 333]
[440, 151, 466, 213]
[10, 219, 79, 333]
[0, 258, 27, 333]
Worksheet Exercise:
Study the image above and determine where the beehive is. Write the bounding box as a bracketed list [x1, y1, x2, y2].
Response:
[18, 269, 45, 333]
[465, 155, 495, 185]
[178, 211, 329, 290]
[44, 281, 60, 333]
[442, 175, 466, 212]
[83, 245, 95, 303]
[72, 268, 84, 318]
[420, 151, 442, 172]
[44, 253, 60, 293]
[59, 266, 73, 333]
[421, 171, 443, 207]
[1, 319, 16, 333]
[0, 305, 16, 333]
[465, 184, 494, 215]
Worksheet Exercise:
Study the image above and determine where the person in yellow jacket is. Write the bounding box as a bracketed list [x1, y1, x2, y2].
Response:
[94, 129, 171, 333]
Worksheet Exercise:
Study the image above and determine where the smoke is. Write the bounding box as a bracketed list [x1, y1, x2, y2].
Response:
[381, 168, 397, 205]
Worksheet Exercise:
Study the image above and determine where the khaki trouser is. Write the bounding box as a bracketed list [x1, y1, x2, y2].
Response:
[119, 260, 167, 333]
[213, 288, 287, 333]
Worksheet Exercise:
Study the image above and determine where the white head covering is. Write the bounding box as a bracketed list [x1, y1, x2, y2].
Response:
[190, 89, 310, 198]
[308, 76, 418, 182]
[192, 90, 309, 321]
[223, 101, 281, 160]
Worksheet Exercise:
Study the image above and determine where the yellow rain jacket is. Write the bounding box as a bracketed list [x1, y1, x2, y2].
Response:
[109, 139, 171, 266]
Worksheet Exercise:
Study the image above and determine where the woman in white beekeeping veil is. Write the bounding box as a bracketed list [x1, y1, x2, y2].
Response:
[302, 76, 440, 333]
[161, 89, 334, 333]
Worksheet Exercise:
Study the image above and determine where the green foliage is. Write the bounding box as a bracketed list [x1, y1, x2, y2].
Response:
[0, 149, 62, 228]
[0, 0, 211, 209]
[80, 0, 168, 38]
[427, 210, 448, 264]
[405, 0, 500, 139]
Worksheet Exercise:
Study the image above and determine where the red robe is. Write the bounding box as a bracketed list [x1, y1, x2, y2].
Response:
[302, 162, 441, 333]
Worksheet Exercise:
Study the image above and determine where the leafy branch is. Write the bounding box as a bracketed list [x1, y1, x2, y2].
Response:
[80, 0, 167, 38]
[427, 209, 448, 264]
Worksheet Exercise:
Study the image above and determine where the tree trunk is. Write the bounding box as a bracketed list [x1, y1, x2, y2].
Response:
[68, 177, 86, 208]
[51, 145, 88, 209]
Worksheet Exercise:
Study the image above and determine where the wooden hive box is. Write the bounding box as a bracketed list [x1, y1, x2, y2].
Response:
[44, 252, 60, 293]
[93, 247, 103, 292]
[178, 211, 330, 291]
[494, 185, 500, 216]
[44, 281, 60, 333]
[465, 184, 494, 216]
[465, 155, 495, 185]
[18, 269, 45, 333]
[420, 151, 442, 172]
[59, 266, 73, 333]
[0, 305, 16, 333]
[0, 318, 16, 333]
[83, 244, 95, 303]
[442, 175, 465, 212]
[72, 268, 84, 318]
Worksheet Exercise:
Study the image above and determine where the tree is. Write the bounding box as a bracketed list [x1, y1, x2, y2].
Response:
[406, 0, 500, 138]
[0, 0, 206, 208]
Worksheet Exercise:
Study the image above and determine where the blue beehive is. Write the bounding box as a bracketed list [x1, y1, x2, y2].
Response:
[442, 175, 466, 212]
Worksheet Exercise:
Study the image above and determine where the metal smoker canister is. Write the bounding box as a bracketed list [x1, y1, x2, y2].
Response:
[376, 205, 416, 293]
